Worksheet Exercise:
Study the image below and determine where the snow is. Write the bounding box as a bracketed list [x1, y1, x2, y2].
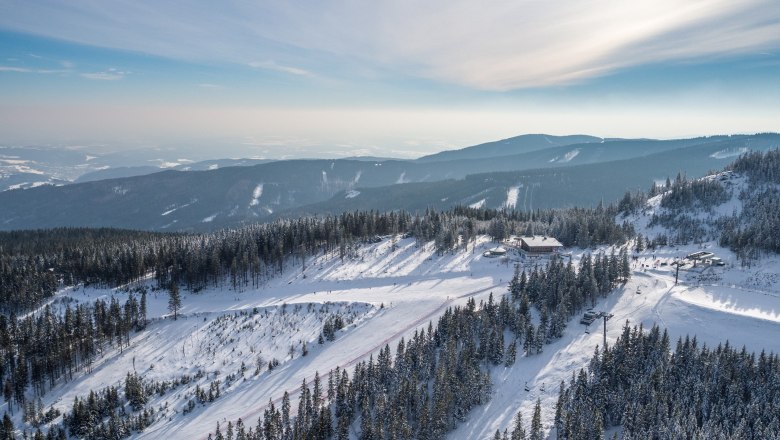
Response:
[710, 147, 748, 159]
[396, 171, 408, 184]
[560, 148, 580, 162]
[161, 199, 197, 216]
[249, 183, 264, 206]
[6, 182, 50, 190]
[454, 242, 780, 439]
[9, 164, 45, 174]
[504, 184, 521, 209]
[208, 164, 219, 170]
[470, 198, 486, 209]
[548, 149, 580, 163]
[0, 159, 30, 165]
[28, 236, 513, 439]
[202, 214, 218, 223]
[345, 190, 360, 198]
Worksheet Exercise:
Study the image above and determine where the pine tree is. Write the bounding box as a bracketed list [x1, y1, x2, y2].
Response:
[139, 290, 148, 329]
[505, 339, 517, 366]
[168, 284, 182, 320]
[511, 410, 526, 440]
[530, 398, 543, 440]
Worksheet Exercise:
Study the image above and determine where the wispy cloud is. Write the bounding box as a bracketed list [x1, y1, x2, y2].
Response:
[198, 83, 224, 89]
[248, 60, 313, 77]
[0, 1, 778, 90]
[80, 68, 126, 81]
[0, 66, 65, 74]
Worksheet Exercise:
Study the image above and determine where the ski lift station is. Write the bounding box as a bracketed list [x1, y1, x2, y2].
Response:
[686, 251, 726, 266]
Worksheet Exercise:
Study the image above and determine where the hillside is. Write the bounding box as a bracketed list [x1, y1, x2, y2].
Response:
[288, 134, 780, 217]
[414, 134, 602, 162]
[1, 134, 777, 232]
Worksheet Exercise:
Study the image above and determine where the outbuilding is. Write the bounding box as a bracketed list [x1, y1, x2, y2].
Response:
[483, 247, 508, 258]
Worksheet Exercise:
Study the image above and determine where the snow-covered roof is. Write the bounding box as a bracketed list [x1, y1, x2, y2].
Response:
[488, 247, 507, 254]
[519, 236, 563, 248]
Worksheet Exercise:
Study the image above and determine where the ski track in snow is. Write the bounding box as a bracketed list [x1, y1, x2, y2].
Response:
[504, 184, 521, 209]
[710, 147, 748, 159]
[469, 198, 486, 209]
[249, 183, 264, 206]
[560, 148, 580, 162]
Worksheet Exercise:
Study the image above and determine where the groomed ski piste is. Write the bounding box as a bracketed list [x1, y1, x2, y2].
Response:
[16, 188, 780, 439]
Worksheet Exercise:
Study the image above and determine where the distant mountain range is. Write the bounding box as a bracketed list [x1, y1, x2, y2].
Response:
[0, 133, 777, 231]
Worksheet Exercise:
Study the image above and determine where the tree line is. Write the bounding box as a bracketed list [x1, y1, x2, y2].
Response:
[0, 206, 634, 314]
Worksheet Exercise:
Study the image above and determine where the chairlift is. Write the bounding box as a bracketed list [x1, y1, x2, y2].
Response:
[524, 381, 530, 392]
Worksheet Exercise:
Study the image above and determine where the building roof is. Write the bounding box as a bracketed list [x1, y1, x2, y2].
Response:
[520, 236, 563, 248]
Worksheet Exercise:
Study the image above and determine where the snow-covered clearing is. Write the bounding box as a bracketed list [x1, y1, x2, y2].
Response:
[504, 184, 521, 209]
[161, 199, 197, 216]
[249, 183, 264, 206]
[470, 198, 486, 209]
[29, 236, 512, 439]
[710, 147, 748, 159]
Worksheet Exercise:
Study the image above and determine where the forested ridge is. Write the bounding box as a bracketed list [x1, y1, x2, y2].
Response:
[719, 149, 780, 257]
[613, 149, 780, 260]
[0, 206, 633, 314]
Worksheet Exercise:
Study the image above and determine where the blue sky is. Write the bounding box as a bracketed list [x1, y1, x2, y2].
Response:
[0, 0, 779, 159]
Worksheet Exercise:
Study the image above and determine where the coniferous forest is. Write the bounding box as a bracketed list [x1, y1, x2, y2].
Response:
[555, 323, 780, 439]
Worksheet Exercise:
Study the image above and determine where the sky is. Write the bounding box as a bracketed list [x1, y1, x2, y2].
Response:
[0, 0, 779, 159]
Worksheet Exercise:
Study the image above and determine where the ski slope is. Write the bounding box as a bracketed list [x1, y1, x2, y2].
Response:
[454, 242, 780, 438]
[25, 236, 513, 438]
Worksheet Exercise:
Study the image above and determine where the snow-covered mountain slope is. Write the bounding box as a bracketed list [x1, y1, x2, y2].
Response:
[19, 236, 510, 438]
[17, 227, 780, 439]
